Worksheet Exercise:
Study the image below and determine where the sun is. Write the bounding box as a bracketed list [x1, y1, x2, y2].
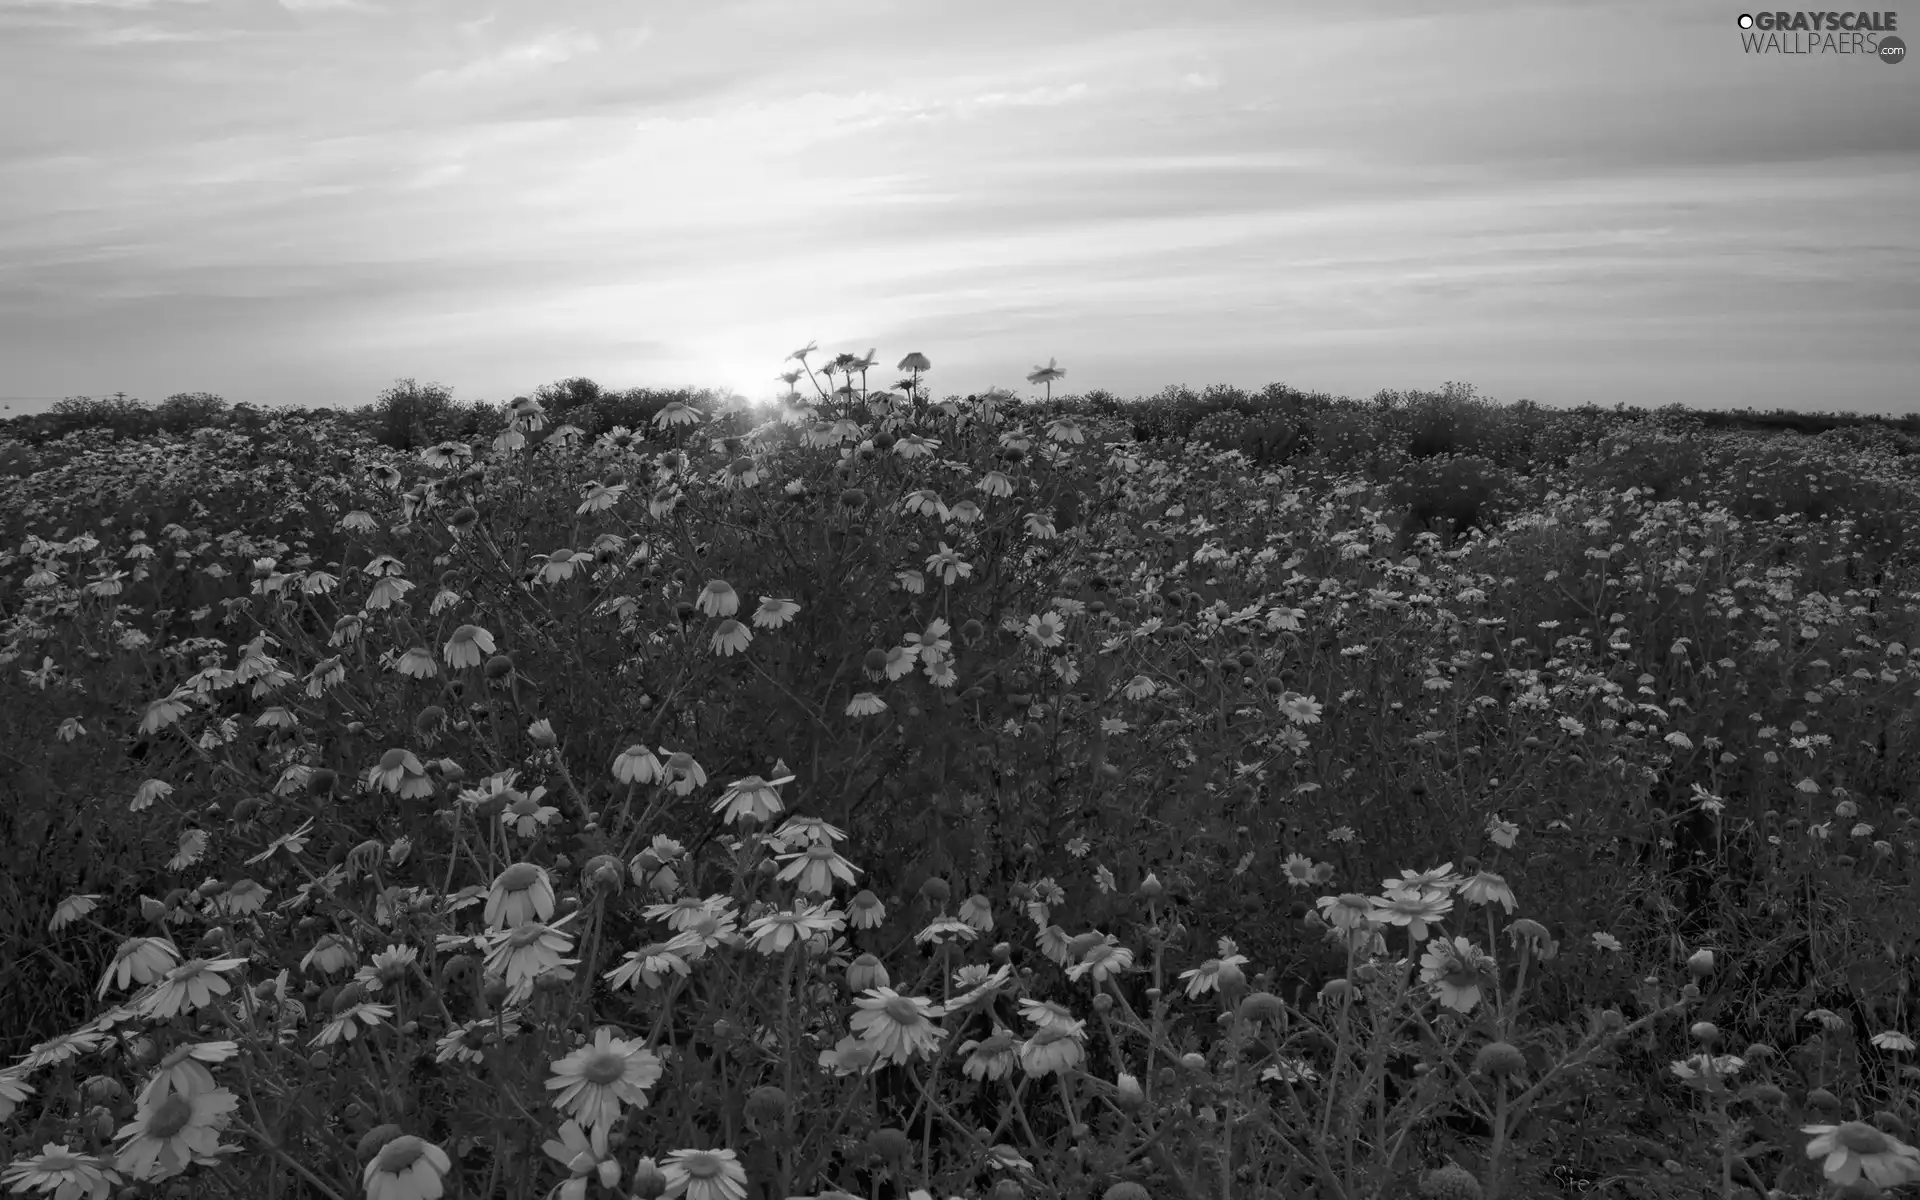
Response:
[687, 357, 787, 411]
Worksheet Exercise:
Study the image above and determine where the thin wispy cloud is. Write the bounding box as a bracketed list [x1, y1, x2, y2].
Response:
[0, 0, 1913, 415]
[416, 28, 602, 88]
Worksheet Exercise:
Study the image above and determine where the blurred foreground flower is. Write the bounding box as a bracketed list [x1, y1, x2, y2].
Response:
[1802, 1121, 1920, 1189]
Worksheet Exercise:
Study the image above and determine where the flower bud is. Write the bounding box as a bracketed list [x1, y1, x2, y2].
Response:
[630, 1157, 667, 1200]
[1319, 978, 1355, 1005]
[847, 954, 888, 992]
[1687, 948, 1715, 978]
[1681, 983, 1700, 1001]
[1180, 1052, 1208, 1073]
[1750, 1082, 1787, 1105]
[1806, 1087, 1840, 1111]
[1115, 1073, 1144, 1112]
[990, 1181, 1023, 1200]
[1092, 993, 1113, 1014]
[1600, 1009, 1625, 1030]
[356, 1123, 403, 1163]
[1215, 958, 1248, 1000]
[1474, 1041, 1526, 1078]
[583, 854, 624, 893]
[869, 1127, 911, 1164]
[744, 1085, 788, 1127]
[1239, 991, 1286, 1025]
[1690, 1021, 1720, 1045]
[1138, 873, 1164, 900]
[919, 876, 951, 906]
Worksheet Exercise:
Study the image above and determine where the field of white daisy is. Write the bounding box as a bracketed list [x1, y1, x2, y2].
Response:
[0, 346, 1917, 1200]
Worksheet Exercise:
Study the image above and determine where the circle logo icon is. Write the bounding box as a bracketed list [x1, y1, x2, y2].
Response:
[1737, 13, 1754, 28]
[1880, 35, 1907, 63]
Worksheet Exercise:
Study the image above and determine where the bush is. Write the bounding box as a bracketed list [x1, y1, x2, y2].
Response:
[1388, 452, 1516, 549]
[153, 391, 231, 434]
[370, 378, 459, 449]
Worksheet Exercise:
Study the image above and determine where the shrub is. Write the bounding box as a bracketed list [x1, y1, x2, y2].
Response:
[371, 378, 458, 450]
[1388, 452, 1515, 548]
[153, 391, 231, 434]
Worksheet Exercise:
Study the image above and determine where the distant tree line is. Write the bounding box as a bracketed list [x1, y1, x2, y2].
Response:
[1, 379, 1915, 451]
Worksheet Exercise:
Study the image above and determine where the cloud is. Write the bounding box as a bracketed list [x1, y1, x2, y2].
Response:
[416, 29, 602, 88]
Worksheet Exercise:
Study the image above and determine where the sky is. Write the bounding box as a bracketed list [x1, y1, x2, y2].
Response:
[0, 0, 1916, 422]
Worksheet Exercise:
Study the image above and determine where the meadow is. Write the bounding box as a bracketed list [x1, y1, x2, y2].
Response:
[1, 347, 1918, 1200]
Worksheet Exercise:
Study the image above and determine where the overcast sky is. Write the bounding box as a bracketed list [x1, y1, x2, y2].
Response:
[0, 0, 1915, 421]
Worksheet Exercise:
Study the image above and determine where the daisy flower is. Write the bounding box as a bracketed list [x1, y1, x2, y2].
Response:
[1179, 954, 1251, 1000]
[1417, 936, 1497, 1014]
[914, 916, 978, 947]
[485, 863, 556, 931]
[771, 815, 847, 848]
[1018, 1025, 1086, 1077]
[1018, 998, 1082, 1033]
[658, 1148, 747, 1200]
[712, 773, 793, 825]
[1370, 885, 1452, 943]
[957, 893, 993, 930]
[1801, 1122, 1920, 1189]
[0, 1144, 120, 1199]
[1281, 854, 1317, 889]
[752, 597, 799, 629]
[20, 1026, 106, 1071]
[0, 1069, 35, 1121]
[434, 1012, 523, 1065]
[48, 893, 101, 934]
[849, 988, 947, 1065]
[112, 1083, 238, 1181]
[774, 843, 861, 895]
[1068, 937, 1134, 984]
[1315, 893, 1376, 935]
[846, 890, 886, 929]
[138, 1041, 238, 1105]
[645, 895, 720, 932]
[662, 750, 708, 796]
[1671, 1054, 1744, 1080]
[959, 1028, 1018, 1081]
[311, 997, 393, 1047]
[946, 963, 1013, 1013]
[745, 904, 845, 956]
[546, 1027, 663, 1133]
[817, 1034, 882, 1077]
[1457, 871, 1516, 913]
[543, 1120, 617, 1199]
[484, 918, 578, 1003]
[363, 1135, 452, 1200]
[98, 937, 180, 999]
[603, 942, 692, 992]
[1036, 925, 1074, 966]
[501, 790, 561, 838]
[611, 744, 665, 785]
[301, 933, 357, 975]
